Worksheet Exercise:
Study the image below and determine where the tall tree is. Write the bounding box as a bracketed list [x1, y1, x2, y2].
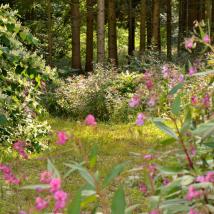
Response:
[71, 0, 82, 73]
[108, 0, 118, 66]
[128, 0, 135, 56]
[97, 0, 105, 64]
[47, 0, 53, 67]
[85, 0, 95, 72]
[147, 0, 152, 48]
[140, 0, 146, 55]
[151, 0, 160, 50]
[166, 0, 171, 60]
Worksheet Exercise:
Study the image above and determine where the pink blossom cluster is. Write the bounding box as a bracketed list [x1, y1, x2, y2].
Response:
[56, 131, 69, 145]
[13, 141, 28, 159]
[191, 94, 211, 108]
[0, 164, 20, 185]
[35, 171, 68, 213]
[85, 114, 97, 126]
[186, 185, 202, 201]
[129, 95, 141, 108]
[196, 171, 214, 183]
[136, 113, 145, 126]
[189, 208, 200, 214]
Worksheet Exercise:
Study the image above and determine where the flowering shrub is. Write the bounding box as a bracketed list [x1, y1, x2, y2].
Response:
[0, 5, 53, 152]
[45, 65, 141, 122]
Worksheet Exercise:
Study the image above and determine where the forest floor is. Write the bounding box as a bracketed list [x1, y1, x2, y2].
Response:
[0, 118, 168, 213]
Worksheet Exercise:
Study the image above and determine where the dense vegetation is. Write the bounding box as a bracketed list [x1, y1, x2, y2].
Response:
[0, 1, 214, 214]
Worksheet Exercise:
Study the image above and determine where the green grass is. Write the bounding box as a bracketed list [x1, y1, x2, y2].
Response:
[0, 117, 168, 213]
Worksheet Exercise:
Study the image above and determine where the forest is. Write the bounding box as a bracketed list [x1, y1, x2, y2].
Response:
[0, 0, 214, 213]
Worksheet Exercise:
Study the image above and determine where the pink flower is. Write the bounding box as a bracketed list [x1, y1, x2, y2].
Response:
[139, 183, 147, 194]
[54, 190, 68, 212]
[203, 34, 210, 44]
[179, 74, 184, 82]
[135, 113, 145, 126]
[189, 208, 200, 214]
[13, 141, 28, 159]
[147, 96, 156, 107]
[163, 178, 170, 186]
[19, 211, 27, 214]
[144, 154, 153, 160]
[146, 79, 154, 90]
[129, 95, 141, 108]
[185, 38, 194, 49]
[50, 178, 61, 193]
[196, 176, 206, 183]
[206, 171, 214, 183]
[56, 131, 68, 145]
[35, 197, 48, 211]
[186, 185, 202, 201]
[189, 66, 197, 76]
[85, 114, 97, 126]
[202, 94, 210, 108]
[150, 210, 160, 214]
[190, 145, 196, 156]
[54, 190, 68, 202]
[0, 164, 20, 185]
[148, 164, 156, 177]
[162, 65, 170, 78]
[40, 171, 52, 184]
[191, 96, 198, 105]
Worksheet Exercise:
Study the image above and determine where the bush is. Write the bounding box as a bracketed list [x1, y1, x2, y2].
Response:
[45, 65, 142, 122]
[0, 5, 54, 152]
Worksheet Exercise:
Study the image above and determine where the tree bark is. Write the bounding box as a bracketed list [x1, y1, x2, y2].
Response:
[166, 0, 171, 60]
[152, 0, 160, 49]
[47, 0, 53, 67]
[108, 0, 118, 66]
[97, 0, 105, 64]
[128, 0, 135, 56]
[85, 0, 94, 72]
[147, 0, 152, 48]
[71, 0, 82, 73]
[140, 0, 146, 55]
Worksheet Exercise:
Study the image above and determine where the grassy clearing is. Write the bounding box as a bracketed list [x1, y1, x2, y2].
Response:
[0, 118, 168, 213]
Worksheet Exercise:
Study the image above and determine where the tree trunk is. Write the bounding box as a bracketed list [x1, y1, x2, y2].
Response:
[211, 0, 214, 43]
[147, 0, 152, 48]
[85, 0, 94, 72]
[47, 0, 53, 67]
[152, 0, 160, 49]
[166, 0, 171, 60]
[97, 0, 105, 64]
[71, 0, 82, 73]
[177, 0, 187, 54]
[140, 0, 146, 55]
[108, 0, 118, 66]
[128, 0, 135, 56]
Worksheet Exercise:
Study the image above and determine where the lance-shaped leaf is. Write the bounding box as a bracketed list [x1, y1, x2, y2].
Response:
[68, 190, 81, 214]
[47, 159, 60, 178]
[111, 186, 126, 214]
[153, 118, 178, 140]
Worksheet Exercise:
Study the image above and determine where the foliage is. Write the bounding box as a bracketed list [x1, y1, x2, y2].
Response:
[0, 5, 54, 152]
[45, 65, 142, 122]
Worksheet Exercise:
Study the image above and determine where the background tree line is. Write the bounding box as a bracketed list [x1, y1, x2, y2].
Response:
[2, 0, 214, 74]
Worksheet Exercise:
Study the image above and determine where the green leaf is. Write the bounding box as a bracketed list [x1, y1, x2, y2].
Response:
[180, 108, 192, 133]
[153, 119, 178, 140]
[171, 95, 181, 116]
[66, 163, 95, 188]
[159, 138, 176, 146]
[47, 159, 60, 178]
[192, 121, 214, 140]
[169, 83, 184, 95]
[89, 145, 98, 169]
[111, 186, 126, 214]
[0, 114, 7, 125]
[20, 184, 50, 190]
[103, 162, 127, 187]
[68, 190, 81, 214]
[148, 196, 160, 210]
[158, 166, 187, 175]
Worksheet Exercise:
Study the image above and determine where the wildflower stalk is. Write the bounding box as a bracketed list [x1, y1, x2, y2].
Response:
[169, 115, 194, 169]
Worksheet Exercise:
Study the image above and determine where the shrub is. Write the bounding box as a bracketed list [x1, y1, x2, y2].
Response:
[0, 5, 54, 152]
